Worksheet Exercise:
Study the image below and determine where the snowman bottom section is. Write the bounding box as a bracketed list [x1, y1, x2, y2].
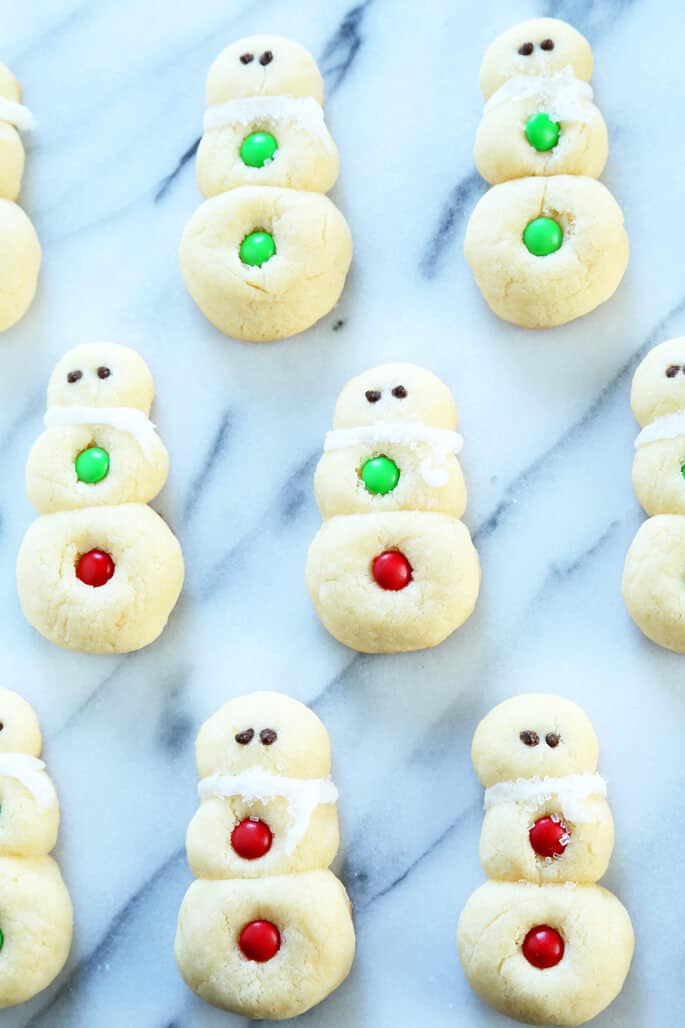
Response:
[464, 175, 628, 329]
[632, 437, 685, 516]
[0, 855, 73, 1008]
[0, 773, 59, 858]
[175, 870, 355, 1019]
[16, 503, 184, 654]
[0, 199, 40, 332]
[622, 514, 685, 652]
[457, 880, 634, 1026]
[305, 511, 480, 653]
[180, 186, 352, 341]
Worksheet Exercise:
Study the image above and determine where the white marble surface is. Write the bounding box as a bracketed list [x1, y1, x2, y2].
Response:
[0, 0, 683, 1025]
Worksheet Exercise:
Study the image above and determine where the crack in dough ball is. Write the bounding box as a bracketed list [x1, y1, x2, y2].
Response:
[206, 36, 324, 106]
[47, 342, 155, 411]
[480, 19, 593, 99]
[622, 514, 685, 652]
[0, 199, 40, 332]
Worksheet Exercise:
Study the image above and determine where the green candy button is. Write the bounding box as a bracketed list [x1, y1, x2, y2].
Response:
[75, 446, 110, 484]
[525, 112, 560, 152]
[240, 131, 278, 168]
[240, 230, 276, 267]
[0, 928, 4, 952]
[680, 461, 685, 481]
[361, 455, 400, 496]
[523, 217, 563, 257]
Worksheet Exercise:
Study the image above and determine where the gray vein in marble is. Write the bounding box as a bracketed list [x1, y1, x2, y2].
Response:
[320, 1, 373, 95]
[182, 408, 233, 524]
[419, 171, 483, 281]
[155, 139, 200, 205]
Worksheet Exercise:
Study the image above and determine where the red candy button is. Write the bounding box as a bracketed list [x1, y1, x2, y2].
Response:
[76, 549, 115, 588]
[231, 818, 273, 860]
[372, 550, 412, 591]
[529, 815, 569, 859]
[522, 925, 564, 969]
[239, 920, 281, 962]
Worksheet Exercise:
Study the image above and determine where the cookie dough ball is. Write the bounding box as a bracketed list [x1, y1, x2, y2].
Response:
[0, 65, 25, 201]
[472, 694, 599, 788]
[175, 870, 355, 1019]
[632, 437, 685, 515]
[16, 503, 184, 654]
[0, 774, 59, 859]
[457, 880, 634, 1026]
[333, 363, 457, 430]
[480, 19, 593, 99]
[206, 36, 324, 106]
[0, 689, 41, 756]
[0, 855, 73, 1008]
[47, 342, 155, 412]
[464, 175, 629, 328]
[474, 98, 607, 184]
[180, 187, 352, 341]
[622, 514, 685, 652]
[306, 511, 480, 652]
[0, 199, 40, 331]
[26, 424, 168, 513]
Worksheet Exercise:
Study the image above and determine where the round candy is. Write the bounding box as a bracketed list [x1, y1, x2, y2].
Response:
[75, 446, 110, 484]
[522, 925, 565, 969]
[523, 217, 563, 257]
[361, 455, 400, 496]
[372, 550, 412, 591]
[525, 112, 560, 152]
[239, 230, 276, 267]
[0, 927, 4, 952]
[240, 130, 278, 168]
[681, 461, 685, 481]
[238, 919, 281, 962]
[76, 549, 115, 588]
[529, 815, 569, 859]
[231, 817, 273, 860]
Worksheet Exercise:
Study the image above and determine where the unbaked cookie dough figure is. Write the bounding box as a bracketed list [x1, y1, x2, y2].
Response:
[465, 18, 628, 328]
[457, 695, 634, 1026]
[0, 687, 73, 1007]
[0, 62, 40, 331]
[623, 337, 685, 651]
[306, 363, 480, 652]
[16, 343, 184, 653]
[175, 692, 355, 1019]
[180, 35, 352, 341]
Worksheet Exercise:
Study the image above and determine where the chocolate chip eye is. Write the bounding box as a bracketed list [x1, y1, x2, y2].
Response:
[97, 366, 111, 379]
[518, 42, 534, 55]
[520, 730, 540, 746]
[0, 722, 4, 732]
[67, 370, 83, 383]
[392, 385, 407, 399]
[260, 728, 278, 745]
[545, 732, 560, 748]
[365, 389, 382, 403]
[259, 50, 273, 66]
[540, 38, 555, 51]
[235, 728, 254, 745]
[666, 365, 681, 378]
[240, 53, 254, 64]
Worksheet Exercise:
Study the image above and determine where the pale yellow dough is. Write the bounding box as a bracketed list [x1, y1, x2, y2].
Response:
[0, 63, 25, 201]
[180, 186, 352, 341]
[206, 36, 324, 107]
[464, 175, 629, 328]
[630, 338, 685, 514]
[622, 514, 685, 652]
[0, 199, 40, 331]
[479, 19, 594, 99]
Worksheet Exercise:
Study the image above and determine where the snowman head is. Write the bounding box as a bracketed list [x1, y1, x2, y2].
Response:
[471, 693, 599, 787]
[631, 337, 685, 425]
[0, 63, 21, 104]
[206, 35, 324, 107]
[480, 18, 593, 99]
[0, 687, 42, 756]
[333, 363, 458, 430]
[47, 342, 155, 412]
[196, 691, 331, 780]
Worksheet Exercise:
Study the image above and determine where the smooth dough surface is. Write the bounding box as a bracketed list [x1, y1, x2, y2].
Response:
[0, 688, 42, 756]
[47, 342, 156, 411]
[622, 514, 685, 652]
[480, 19, 593, 99]
[0, 199, 40, 332]
[206, 36, 324, 106]
[332, 363, 458, 430]
[180, 186, 352, 341]
[457, 880, 634, 1026]
[306, 511, 480, 652]
[464, 174, 629, 328]
[16, 503, 184, 653]
[630, 339, 685, 513]
[175, 870, 355, 1020]
[0, 63, 25, 201]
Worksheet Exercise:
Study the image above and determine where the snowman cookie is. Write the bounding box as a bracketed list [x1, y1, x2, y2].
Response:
[0, 688, 73, 1008]
[457, 694, 634, 1026]
[306, 364, 480, 653]
[17, 343, 184, 654]
[175, 692, 355, 1019]
[180, 35, 352, 342]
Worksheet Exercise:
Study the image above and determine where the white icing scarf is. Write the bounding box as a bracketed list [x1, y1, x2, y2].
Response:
[484, 773, 607, 824]
[44, 406, 159, 462]
[0, 754, 55, 807]
[324, 421, 463, 489]
[484, 66, 594, 123]
[203, 95, 331, 144]
[0, 97, 35, 132]
[199, 767, 338, 855]
[635, 411, 685, 448]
